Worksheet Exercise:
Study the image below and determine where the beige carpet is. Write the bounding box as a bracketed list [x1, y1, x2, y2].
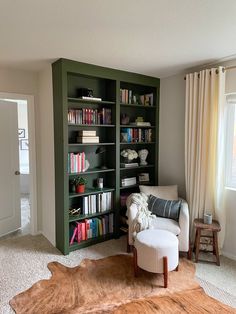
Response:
[0, 234, 236, 313]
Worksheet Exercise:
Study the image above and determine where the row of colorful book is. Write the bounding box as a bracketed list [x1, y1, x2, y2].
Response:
[121, 128, 152, 143]
[69, 214, 113, 245]
[120, 89, 154, 106]
[81, 192, 113, 215]
[68, 152, 85, 173]
[68, 108, 112, 125]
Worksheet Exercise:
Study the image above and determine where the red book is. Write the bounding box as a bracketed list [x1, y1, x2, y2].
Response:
[85, 219, 90, 239]
[77, 222, 82, 243]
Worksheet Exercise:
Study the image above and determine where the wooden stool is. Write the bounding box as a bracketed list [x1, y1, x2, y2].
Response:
[193, 218, 221, 266]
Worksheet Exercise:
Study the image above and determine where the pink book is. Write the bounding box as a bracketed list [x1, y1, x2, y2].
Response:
[81, 222, 86, 240]
[69, 226, 77, 245]
[78, 153, 81, 173]
[82, 152, 85, 172]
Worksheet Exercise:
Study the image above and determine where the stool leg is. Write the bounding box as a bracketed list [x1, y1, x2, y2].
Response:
[195, 229, 201, 263]
[213, 231, 220, 266]
[127, 235, 131, 253]
[133, 247, 138, 276]
[163, 256, 168, 288]
[187, 238, 192, 260]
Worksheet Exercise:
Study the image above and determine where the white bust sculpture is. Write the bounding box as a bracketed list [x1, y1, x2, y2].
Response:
[138, 149, 148, 165]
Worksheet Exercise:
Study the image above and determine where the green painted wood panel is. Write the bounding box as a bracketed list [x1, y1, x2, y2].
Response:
[52, 58, 160, 254]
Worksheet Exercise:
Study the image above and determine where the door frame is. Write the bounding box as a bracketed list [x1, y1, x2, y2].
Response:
[0, 92, 38, 235]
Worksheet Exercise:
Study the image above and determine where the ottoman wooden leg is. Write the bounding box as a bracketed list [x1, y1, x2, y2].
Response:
[175, 265, 179, 271]
[127, 235, 131, 253]
[163, 256, 168, 288]
[133, 247, 138, 276]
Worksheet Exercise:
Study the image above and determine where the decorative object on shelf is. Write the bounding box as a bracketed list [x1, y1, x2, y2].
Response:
[77, 130, 99, 143]
[96, 147, 107, 169]
[74, 177, 87, 193]
[69, 178, 77, 193]
[120, 162, 139, 168]
[97, 178, 104, 189]
[203, 211, 213, 224]
[138, 173, 150, 183]
[121, 149, 138, 163]
[138, 149, 149, 166]
[77, 88, 94, 98]
[121, 113, 130, 125]
[69, 208, 81, 216]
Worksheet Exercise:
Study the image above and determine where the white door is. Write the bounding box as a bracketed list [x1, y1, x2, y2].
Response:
[0, 100, 21, 236]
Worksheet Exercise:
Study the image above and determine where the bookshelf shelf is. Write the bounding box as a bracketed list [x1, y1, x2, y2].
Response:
[68, 143, 115, 146]
[68, 97, 115, 105]
[120, 125, 155, 129]
[69, 234, 113, 252]
[120, 103, 156, 109]
[68, 123, 115, 127]
[120, 182, 153, 190]
[69, 209, 114, 222]
[120, 165, 155, 171]
[69, 187, 115, 198]
[120, 142, 155, 145]
[68, 168, 115, 176]
[52, 58, 159, 254]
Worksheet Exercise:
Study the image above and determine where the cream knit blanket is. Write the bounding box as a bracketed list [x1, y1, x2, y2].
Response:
[127, 193, 155, 238]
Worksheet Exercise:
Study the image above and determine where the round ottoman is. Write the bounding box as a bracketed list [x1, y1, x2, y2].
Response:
[134, 229, 179, 288]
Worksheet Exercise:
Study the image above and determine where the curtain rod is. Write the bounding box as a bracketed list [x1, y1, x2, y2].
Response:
[184, 65, 236, 80]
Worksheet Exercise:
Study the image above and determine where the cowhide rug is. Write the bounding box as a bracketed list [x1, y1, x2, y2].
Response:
[10, 254, 235, 313]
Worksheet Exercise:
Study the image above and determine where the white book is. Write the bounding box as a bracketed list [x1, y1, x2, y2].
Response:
[81, 96, 102, 101]
[120, 163, 139, 168]
[77, 136, 99, 143]
[130, 122, 151, 126]
[78, 130, 96, 137]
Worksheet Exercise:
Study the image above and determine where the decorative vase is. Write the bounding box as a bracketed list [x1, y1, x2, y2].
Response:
[76, 184, 85, 193]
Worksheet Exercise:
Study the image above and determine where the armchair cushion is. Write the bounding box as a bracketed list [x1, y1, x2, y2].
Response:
[151, 217, 181, 235]
[139, 185, 178, 200]
[148, 195, 182, 221]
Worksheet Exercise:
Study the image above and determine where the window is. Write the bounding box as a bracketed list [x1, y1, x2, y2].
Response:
[225, 94, 236, 188]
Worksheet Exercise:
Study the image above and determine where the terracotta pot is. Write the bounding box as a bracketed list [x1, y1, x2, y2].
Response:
[76, 184, 85, 193]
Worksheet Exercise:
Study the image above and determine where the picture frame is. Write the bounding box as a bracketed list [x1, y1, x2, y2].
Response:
[20, 139, 29, 150]
[18, 128, 25, 138]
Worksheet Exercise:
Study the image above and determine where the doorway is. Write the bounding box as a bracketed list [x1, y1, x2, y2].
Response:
[0, 93, 37, 238]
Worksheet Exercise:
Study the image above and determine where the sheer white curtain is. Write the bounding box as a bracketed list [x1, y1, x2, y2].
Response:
[185, 67, 226, 247]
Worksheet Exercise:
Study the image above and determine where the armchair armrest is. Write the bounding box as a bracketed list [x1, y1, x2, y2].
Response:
[178, 198, 190, 252]
[126, 195, 139, 246]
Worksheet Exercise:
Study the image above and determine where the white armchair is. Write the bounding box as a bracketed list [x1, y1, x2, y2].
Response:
[126, 188, 191, 258]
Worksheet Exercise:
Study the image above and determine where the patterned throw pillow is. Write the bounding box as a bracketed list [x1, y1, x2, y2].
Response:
[148, 195, 182, 221]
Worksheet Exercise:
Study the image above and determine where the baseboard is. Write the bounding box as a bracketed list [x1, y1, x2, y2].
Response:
[222, 250, 236, 261]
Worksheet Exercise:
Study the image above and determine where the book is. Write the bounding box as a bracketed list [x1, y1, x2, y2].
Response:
[120, 163, 139, 168]
[78, 130, 96, 137]
[69, 224, 77, 245]
[121, 177, 137, 187]
[130, 122, 151, 126]
[81, 96, 102, 101]
[77, 136, 99, 143]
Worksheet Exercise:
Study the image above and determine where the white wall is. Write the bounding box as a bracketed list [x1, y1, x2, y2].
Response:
[0, 67, 42, 230]
[38, 66, 55, 245]
[159, 73, 186, 198]
[160, 59, 236, 259]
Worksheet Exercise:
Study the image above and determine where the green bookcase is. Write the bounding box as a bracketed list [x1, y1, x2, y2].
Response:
[52, 58, 160, 255]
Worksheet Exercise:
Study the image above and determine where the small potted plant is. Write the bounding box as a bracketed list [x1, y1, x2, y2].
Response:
[75, 177, 87, 193]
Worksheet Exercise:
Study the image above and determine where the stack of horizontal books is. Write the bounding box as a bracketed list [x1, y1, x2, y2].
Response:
[77, 130, 99, 143]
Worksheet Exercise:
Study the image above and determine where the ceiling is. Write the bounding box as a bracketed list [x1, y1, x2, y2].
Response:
[1, 0, 236, 78]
